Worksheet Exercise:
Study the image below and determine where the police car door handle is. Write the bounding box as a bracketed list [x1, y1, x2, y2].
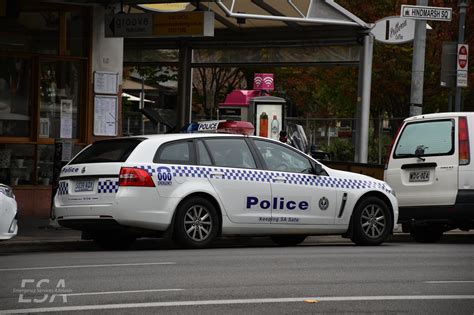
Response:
[272, 177, 287, 183]
[210, 172, 224, 179]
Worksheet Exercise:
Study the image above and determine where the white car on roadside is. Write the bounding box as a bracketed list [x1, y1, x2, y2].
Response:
[0, 184, 18, 241]
[55, 121, 398, 249]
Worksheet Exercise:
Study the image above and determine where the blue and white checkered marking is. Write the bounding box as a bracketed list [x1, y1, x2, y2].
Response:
[135, 164, 390, 192]
[97, 179, 119, 194]
[58, 181, 68, 195]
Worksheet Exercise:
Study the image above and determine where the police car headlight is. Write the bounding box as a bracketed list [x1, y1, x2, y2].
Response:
[384, 184, 396, 197]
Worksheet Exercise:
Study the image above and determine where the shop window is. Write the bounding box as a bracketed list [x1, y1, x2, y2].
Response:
[0, 57, 32, 137]
[64, 11, 87, 57]
[37, 145, 54, 186]
[0, 144, 34, 186]
[39, 61, 81, 139]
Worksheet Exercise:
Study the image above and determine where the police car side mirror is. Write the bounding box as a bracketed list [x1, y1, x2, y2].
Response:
[313, 162, 324, 176]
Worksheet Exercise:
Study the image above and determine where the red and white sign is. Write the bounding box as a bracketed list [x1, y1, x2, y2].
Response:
[253, 73, 274, 91]
[457, 44, 469, 87]
[457, 44, 468, 71]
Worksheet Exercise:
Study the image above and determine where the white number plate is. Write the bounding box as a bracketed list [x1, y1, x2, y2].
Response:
[74, 180, 94, 192]
[409, 170, 430, 182]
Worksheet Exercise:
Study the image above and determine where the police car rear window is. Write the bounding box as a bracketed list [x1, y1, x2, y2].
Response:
[69, 138, 144, 164]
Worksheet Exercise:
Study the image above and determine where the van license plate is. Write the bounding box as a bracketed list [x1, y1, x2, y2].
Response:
[74, 180, 94, 192]
[409, 170, 430, 182]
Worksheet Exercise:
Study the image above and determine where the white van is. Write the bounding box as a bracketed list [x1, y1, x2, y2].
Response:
[384, 112, 474, 242]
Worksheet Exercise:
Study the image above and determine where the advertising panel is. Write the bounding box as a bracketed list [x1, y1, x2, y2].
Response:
[255, 104, 283, 140]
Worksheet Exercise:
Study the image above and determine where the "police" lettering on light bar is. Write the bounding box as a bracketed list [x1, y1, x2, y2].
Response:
[246, 196, 309, 211]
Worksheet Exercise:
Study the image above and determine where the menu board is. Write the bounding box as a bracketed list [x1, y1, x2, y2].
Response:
[94, 95, 117, 136]
[94, 71, 118, 94]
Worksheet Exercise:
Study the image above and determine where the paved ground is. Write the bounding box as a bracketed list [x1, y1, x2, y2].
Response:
[0, 223, 473, 313]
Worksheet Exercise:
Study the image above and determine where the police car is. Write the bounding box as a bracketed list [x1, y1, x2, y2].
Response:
[54, 121, 398, 248]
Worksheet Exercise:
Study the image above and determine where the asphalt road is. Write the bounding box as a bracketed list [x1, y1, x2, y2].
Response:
[0, 239, 473, 314]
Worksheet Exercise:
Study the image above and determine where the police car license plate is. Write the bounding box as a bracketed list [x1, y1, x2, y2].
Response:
[74, 180, 94, 192]
[409, 170, 430, 182]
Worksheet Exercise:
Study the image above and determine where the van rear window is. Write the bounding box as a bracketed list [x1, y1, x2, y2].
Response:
[394, 120, 454, 158]
[69, 139, 144, 164]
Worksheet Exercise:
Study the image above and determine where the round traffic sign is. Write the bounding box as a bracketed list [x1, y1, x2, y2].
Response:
[458, 45, 468, 69]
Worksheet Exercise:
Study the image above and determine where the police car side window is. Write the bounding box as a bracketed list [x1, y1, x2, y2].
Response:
[197, 140, 213, 166]
[254, 140, 312, 173]
[154, 141, 191, 164]
[204, 138, 257, 169]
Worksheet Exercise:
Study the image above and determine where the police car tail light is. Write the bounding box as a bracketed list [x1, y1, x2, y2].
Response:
[459, 116, 470, 166]
[217, 121, 255, 136]
[119, 167, 155, 187]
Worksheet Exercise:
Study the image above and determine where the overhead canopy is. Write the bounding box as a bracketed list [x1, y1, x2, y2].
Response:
[123, 0, 370, 66]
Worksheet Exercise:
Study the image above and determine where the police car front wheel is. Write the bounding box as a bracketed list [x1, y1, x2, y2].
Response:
[175, 197, 219, 248]
[351, 197, 392, 246]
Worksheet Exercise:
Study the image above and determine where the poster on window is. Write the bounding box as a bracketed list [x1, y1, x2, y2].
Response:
[60, 99, 73, 139]
[94, 95, 117, 136]
[255, 104, 283, 140]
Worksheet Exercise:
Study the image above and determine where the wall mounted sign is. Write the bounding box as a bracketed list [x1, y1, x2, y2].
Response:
[94, 71, 118, 94]
[94, 95, 118, 136]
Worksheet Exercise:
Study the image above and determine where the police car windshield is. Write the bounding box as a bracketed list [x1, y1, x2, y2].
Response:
[69, 138, 144, 164]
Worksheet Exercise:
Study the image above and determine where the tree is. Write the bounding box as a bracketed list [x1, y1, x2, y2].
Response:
[192, 68, 246, 118]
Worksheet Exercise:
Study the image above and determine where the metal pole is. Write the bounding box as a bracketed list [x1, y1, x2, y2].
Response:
[140, 77, 145, 135]
[357, 34, 374, 164]
[177, 44, 193, 128]
[455, 0, 468, 112]
[409, 0, 428, 117]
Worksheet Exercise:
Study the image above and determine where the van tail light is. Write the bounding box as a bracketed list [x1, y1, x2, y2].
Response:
[384, 123, 403, 170]
[119, 167, 155, 187]
[459, 117, 470, 165]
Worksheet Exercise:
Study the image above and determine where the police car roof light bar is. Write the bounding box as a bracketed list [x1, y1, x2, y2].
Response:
[196, 120, 255, 136]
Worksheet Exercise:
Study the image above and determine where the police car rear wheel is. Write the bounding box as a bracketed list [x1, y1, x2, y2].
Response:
[270, 235, 307, 246]
[351, 197, 392, 246]
[175, 197, 219, 248]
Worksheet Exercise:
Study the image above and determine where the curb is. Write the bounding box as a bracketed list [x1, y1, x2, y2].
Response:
[1, 233, 473, 252]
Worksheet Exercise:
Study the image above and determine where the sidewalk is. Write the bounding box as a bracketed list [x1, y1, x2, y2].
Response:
[1, 218, 473, 250]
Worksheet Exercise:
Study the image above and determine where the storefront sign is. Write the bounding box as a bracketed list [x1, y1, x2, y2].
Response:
[371, 16, 415, 44]
[105, 11, 214, 38]
[153, 11, 214, 37]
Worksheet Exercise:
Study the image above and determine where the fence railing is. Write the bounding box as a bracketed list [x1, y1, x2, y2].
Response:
[286, 117, 405, 164]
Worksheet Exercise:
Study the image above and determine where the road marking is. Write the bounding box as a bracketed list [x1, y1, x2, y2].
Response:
[66, 289, 184, 297]
[0, 262, 176, 272]
[1, 295, 474, 314]
[425, 281, 474, 284]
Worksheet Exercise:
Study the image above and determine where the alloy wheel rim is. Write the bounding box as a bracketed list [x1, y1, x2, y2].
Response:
[184, 205, 212, 242]
[360, 204, 386, 239]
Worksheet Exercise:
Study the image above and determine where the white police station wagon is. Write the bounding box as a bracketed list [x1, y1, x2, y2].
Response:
[55, 121, 398, 249]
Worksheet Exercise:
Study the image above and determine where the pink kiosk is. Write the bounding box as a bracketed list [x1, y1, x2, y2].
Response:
[219, 74, 285, 139]
[218, 89, 261, 122]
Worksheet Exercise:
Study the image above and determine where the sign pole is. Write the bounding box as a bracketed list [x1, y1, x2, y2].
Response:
[455, 0, 468, 112]
[409, 0, 428, 117]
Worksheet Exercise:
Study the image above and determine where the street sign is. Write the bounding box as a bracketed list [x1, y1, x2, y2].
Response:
[401, 5, 452, 21]
[105, 13, 153, 38]
[457, 71, 468, 87]
[457, 44, 469, 87]
[457, 44, 469, 71]
[371, 16, 415, 44]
